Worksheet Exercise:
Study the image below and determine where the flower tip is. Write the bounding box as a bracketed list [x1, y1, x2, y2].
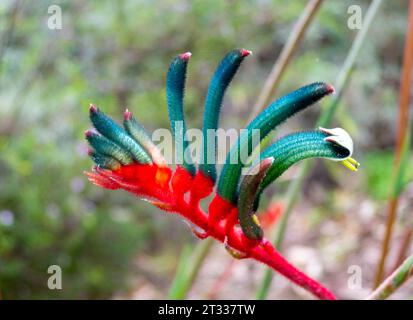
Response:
[84, 129, 94, 138]
[262, 156, 274, 167]
[179, 52, 192, 61]
[326, 83, 335, 94]
[240, 48, 252, 57]
[124, 109, 132, 120]
[89, 104, 98, 113]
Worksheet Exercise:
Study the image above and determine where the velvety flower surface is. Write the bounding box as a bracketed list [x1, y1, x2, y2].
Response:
[84, 49, 359, 300]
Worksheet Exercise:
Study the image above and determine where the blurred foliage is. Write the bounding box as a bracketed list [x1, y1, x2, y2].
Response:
[0, 0, 412, 298]
[362, 151, 413, 200]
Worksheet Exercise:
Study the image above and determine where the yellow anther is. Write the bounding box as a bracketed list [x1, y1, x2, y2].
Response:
[252, 214, 261, 227]
[341, 157, 360, 171]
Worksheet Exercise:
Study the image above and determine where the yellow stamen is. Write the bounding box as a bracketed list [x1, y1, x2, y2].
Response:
[340, 157, 360, 171]
[348, 157, 360, 166]
[252, 214, 261, 227]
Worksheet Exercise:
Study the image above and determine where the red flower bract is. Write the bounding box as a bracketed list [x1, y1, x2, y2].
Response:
[85, 162, 336, 300]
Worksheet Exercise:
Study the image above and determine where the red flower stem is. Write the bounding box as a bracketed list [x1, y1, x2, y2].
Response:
[171, 194, 336, 300]
[255, 241, 336, 300]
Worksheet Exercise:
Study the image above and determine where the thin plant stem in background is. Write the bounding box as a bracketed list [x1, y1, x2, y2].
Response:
[368, 254, 413, 300]
[374, 128, 412, 285]
[167, 1, 324, 299]
[168, 239, 213, 299]
[168, 244, 192, 299]
[247, 0, 324, 123]
[374, 0, 413, 288]
[392, 228, 413, 273]
[256, 0, 383, 299]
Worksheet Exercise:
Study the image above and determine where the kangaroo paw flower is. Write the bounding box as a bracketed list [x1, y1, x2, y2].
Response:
[166, 52, 196, 175]
[89, 105, 152, 164]
[200, 49, 251, 182]
[218, 82, 335, 204]
[83, 50, 358, 300]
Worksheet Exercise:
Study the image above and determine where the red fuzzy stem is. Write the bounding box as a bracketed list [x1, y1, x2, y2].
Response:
[252, 242, 336, 300]
[86, 164, 336, 300]
[175, 194, 336, 300]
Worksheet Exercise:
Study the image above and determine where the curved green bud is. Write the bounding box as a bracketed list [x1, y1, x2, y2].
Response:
[200, 48, 251, 182]
[166, 52, 196, 175]
[238, 157, 274, 240]
[89, 105, 151, 164]
[218, 82, 334, 203]
[85, 130, 133, 165]
[260, 131, 350, 190]
[251, 129, 357, 210]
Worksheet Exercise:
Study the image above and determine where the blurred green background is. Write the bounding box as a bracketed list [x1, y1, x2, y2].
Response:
[0, 0, 412, 299]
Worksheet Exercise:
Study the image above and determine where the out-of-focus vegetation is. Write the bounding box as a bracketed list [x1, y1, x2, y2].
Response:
[0, 0, 412, 299]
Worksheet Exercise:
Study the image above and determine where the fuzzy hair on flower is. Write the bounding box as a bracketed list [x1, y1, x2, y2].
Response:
[84, 49, 359, 300]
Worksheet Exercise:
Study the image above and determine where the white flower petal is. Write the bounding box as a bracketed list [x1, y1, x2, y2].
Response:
[319, 127, 354, 160]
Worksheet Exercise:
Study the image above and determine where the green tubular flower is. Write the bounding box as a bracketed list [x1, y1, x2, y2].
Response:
[89, 105, 152, 164]
[252, 128, 359, 210]
[199, 49, 251, 182]
[166, 52, 196, 175]
[237, 157, 274, 240]
[123, 109, 166, 165]
[218, 82, 335, 203]
[85, 130, 134, 165]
